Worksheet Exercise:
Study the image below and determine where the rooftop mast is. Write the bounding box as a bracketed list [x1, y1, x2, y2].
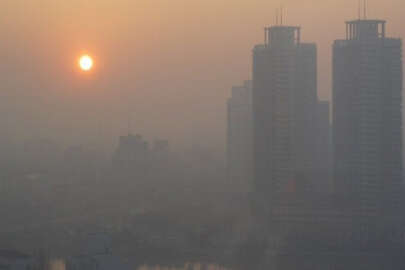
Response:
[358, 0, 361, 20]
[364, 0, 367, 19]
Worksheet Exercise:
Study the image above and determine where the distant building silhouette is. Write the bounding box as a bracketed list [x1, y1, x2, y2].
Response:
[0, 250, 32, 270]
[227, 80, 253, 193]
[333, 19, 403, 217]
[112, 134, 150, 175]
[252, 25, 318, 217]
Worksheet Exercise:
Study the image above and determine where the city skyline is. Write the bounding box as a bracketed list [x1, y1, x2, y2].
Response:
[1, 1, 405, 155]
[225, 12, 404, 270]
[1, 2, 405, 269]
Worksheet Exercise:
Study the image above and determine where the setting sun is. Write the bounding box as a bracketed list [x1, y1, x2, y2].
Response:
[78, 55, 93, 71]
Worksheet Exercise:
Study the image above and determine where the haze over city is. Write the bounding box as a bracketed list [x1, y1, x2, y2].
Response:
[0, 0, 403, 153]
[1, 0, 405, 270]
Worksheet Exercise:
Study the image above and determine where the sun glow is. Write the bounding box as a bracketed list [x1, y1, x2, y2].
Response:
[79, 55, 93, 71]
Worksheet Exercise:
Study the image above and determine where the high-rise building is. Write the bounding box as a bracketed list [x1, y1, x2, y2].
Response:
[227, 80, 253, 193]
[252, 25, 318, 214]
[112, 134, 150, 174]
[333, 19, 402, 217]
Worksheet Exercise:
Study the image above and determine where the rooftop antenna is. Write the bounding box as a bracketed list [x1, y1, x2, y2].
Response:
[364, 0, 367, 19]
[358, 0, 361, 20]
[276, 8, 279, 25]
[127, 103, 133, 136]
[127, 113, 131, 135]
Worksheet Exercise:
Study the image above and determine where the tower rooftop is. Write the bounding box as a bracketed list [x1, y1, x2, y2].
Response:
[346, 19, 386, 24]
[345, 19, 386, 40]
[264, 25, 301, 47]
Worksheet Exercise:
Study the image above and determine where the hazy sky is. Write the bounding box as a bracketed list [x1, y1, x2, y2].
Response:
[0, 0, 404, 154]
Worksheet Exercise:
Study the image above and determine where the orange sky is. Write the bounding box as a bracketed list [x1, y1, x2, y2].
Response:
[0, 0, 403, 154]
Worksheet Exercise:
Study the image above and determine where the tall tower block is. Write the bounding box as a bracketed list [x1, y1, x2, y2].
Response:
[333, 19, 402, 218]
[252, 25, 318, 218]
